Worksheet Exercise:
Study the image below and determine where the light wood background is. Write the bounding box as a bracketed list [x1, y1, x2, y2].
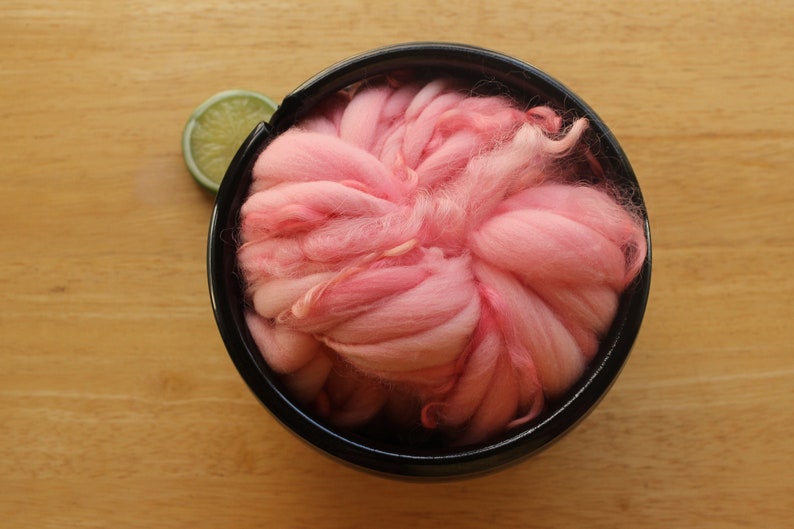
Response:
[2, 1, 792, 527]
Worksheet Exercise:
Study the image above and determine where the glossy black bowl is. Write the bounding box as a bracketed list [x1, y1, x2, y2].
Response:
[207, 42, 652, 479]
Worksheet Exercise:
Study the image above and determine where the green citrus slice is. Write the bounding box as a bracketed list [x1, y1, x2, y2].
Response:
[182, 90, 278, 193]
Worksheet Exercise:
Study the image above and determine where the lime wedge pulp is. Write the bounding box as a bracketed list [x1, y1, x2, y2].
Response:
[182, 90, 278, 193]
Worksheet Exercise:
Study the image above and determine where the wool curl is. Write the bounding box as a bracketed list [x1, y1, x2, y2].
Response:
[237, 77, 646, 446]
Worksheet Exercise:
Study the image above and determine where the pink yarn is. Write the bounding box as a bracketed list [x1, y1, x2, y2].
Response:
[237, 78, 647, 445]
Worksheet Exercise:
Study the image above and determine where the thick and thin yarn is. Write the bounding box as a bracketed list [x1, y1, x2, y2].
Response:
[237, 78, 647, 445]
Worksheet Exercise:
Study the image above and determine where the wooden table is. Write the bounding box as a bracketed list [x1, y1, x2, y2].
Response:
[2, 1, 792, 527]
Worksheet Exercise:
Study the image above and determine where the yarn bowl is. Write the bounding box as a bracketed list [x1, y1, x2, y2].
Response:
[208, 42, 652, 479]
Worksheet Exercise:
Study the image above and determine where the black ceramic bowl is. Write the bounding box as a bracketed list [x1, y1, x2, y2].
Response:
[207, 42, 652, 479]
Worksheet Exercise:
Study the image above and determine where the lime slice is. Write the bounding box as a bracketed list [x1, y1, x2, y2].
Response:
[182, 90, 278, 193]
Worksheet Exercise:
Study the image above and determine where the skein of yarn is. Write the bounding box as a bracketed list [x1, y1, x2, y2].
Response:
[236, 76, 647, 446]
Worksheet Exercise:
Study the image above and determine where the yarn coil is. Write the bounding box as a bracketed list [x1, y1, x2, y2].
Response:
[237, 78, 647, 445]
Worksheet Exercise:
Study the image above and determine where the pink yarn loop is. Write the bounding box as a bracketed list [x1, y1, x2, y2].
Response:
[237, 78, 647, 445]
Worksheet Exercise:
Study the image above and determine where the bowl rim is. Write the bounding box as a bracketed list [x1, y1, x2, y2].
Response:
[207, 42, 652, 479]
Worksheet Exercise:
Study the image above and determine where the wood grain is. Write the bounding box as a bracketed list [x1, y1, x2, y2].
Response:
[1, 1, 792, 527]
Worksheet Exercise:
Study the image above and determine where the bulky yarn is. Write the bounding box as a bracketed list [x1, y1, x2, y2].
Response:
[237, 78, 646, 445]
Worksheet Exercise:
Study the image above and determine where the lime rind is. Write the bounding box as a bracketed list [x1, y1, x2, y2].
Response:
[182, 89, 278, 193]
